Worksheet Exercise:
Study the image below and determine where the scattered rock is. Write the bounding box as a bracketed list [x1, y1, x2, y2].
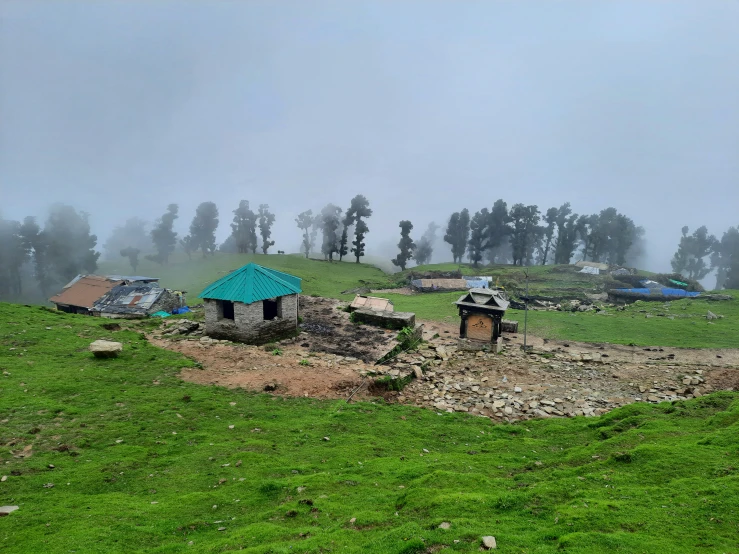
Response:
[322, 436, 330, 441]
[89, 340, 123, 358]
[438, 521, 451, 530]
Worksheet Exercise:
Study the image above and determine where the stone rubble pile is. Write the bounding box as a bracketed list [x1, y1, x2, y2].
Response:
[383, 341, 713, 423]
[160, 319, 204, 338]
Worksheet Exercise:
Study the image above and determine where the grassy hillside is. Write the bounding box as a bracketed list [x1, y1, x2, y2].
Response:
[99, 252, 389, 300]
[1, 303, 739, 553]
[97, 256, 739, 348]
[391, 262, 656, 301]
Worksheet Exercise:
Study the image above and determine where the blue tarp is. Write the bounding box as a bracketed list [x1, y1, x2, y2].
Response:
[171, 306, 191, 314]
[614, 288, 700, 298]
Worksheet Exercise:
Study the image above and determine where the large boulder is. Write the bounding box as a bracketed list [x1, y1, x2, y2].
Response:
[90, 340, 123, 358]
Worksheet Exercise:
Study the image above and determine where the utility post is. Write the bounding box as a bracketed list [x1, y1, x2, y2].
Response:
[523, 269, 531, 352]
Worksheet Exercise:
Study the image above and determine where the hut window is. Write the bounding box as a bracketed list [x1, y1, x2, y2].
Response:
[263, 298, 279, 321]
[220, 301, 235, 321]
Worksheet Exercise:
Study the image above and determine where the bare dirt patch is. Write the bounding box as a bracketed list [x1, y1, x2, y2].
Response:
[151, 307, 739, 420]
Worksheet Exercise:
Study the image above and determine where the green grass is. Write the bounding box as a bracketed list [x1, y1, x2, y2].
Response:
[99, 253, 389, 301]
[1, 303, 739, 553]
[377, 289, 739, 349]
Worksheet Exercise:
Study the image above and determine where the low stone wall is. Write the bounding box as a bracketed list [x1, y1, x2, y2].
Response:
[352, 308, 415, 330]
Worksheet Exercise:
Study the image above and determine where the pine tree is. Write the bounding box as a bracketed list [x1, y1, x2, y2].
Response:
[467, 209, 489, 267]
[391, 220, 415, 271]
[258, 204, 276, 254]
[189, 202, 219, 257]
[148, 204, 179, 264]
[295, 210, 314, 258]
[671, 226, 717, 280]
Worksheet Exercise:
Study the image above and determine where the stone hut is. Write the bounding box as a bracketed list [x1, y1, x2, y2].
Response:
[454, 288, 510, 342]
[199, 263, 302, 344]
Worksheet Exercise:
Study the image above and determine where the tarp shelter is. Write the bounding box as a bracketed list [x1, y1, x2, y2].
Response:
[454, 288, 510, 342]
[349, 295, 394, 312]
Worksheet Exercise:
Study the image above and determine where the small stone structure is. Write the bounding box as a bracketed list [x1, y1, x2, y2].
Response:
[199, 263, 302, 345]
[352, 308, 415, 330]
[455, 288, 510, 342]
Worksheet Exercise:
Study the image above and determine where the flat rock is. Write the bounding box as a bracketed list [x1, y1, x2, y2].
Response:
[90, 340, 122, 358]
[438, 521, 451, 529]
[482, 535, 497, 549]
[0, 506, 19, 516]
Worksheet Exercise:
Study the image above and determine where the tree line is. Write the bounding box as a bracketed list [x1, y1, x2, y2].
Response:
[294, 194, 373, 263]
[0, 205, 99, 300]
[671, 224, 739, 289]
[389, 200, 643, 270]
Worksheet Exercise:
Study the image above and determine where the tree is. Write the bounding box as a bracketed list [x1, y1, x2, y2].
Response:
[188, 201, 219, 257]
[347, 195, 372, 263]
[553, 203, 579, 264]
[391, 220, 415, 271]
[230, 201, 258, 254]
[671, 226, 717, 280]
[19, 217, 52, 297]
[467, 209, 489, 267]
[103, 218, 152, 260]
[711, 226, 739, 289]
[295, 210, 315, 258]
[258, 204, 276, 254]
[444, 209, 470, 264]
[540, 207, 558, 265]
[43, 204, 100, 283]
[508, 204, 541, 266]
[148, 204, 179, 264]
[180, 235, 196, 260]
[338, 212, 354, 262]
[320, 204, 343, 261]
[120, 247, 141, 272]
[0, 216, 26, 299]
[484, 200, 510, 263]
[413, 222, 439, 266]
[351, 219, 368, 263]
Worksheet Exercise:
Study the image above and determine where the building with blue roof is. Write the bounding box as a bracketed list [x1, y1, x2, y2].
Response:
[199, 263, 302, 344]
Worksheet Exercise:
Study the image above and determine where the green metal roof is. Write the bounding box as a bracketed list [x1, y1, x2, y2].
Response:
[198, 263, 302, 304]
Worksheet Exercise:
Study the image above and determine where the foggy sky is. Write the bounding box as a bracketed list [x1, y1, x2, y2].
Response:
[2, 1, 739, 271]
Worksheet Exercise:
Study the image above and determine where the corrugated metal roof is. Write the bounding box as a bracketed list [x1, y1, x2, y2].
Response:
[198, 263, 302, 304]
[92, 284, 169, 315]
[106, 275, 160, 283]
[50, 276, 125, 309]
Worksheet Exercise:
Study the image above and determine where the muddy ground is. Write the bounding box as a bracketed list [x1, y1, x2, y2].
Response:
[151, 302, 739, 422]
